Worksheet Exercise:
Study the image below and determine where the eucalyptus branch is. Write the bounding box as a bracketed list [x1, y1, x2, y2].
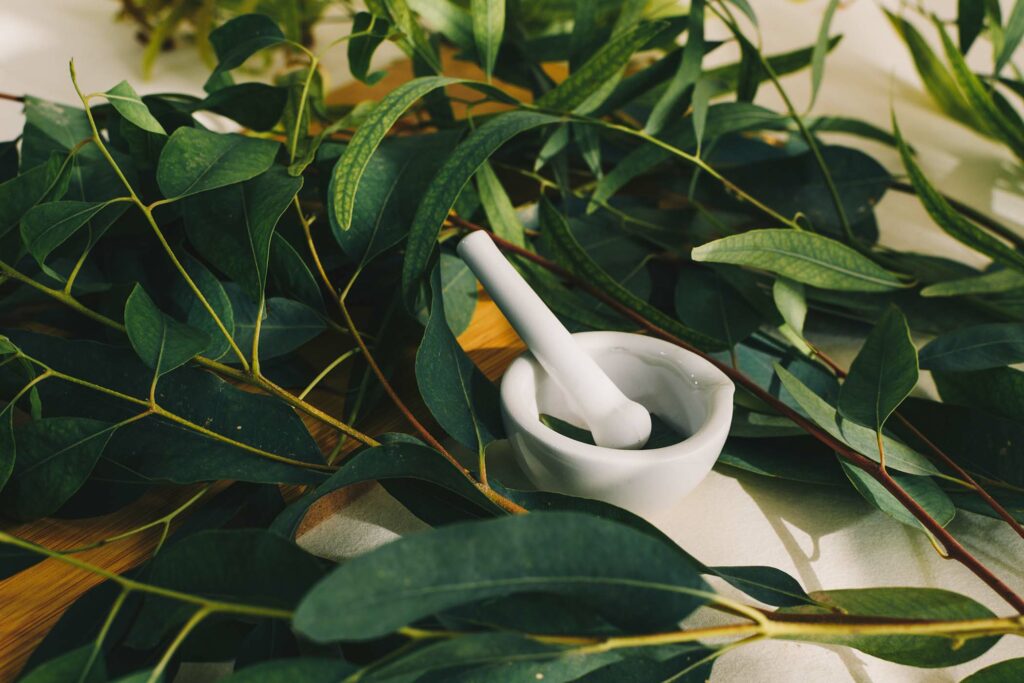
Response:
[69, 60, 251, 371]
[465, 220, 1024, 612]
[889, 180, 1024, 251]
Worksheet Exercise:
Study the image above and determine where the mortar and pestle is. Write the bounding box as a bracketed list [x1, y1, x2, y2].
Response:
[458, 231, 734, 518]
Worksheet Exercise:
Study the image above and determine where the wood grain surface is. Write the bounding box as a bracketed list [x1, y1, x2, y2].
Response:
[0, 294, 524, 680]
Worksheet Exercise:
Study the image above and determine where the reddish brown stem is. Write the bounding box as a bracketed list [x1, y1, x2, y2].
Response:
[456, 218, 1024, 612]
[810, 344, 1024, 542]
[0, 93, 25, 104]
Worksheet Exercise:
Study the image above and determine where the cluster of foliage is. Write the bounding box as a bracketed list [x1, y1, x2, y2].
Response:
[2, 0, 1024, 680]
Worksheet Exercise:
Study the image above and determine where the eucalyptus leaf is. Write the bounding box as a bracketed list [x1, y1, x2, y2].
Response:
[837, 305, 918, 433]
[124, 284, 210, 376]
[157, 127, 280, 199]
[349, 13, 392, 85]
[840, 460, 955, 532]
[0, 153, 65, 238]
[693, 229, 907, 292]
[21, 199, 128, 266]
[934, 366, 1024, 423]
[962, 658, 1024, 682]
[221, 659, 356, 682]
[471, 0, 505, 80]
[416, 265, 502, 452]
[207, 14, 287, 88]
[921, 268, 1024, 297]
[105, 81, 166, 135]
[780, 587, 998, 667]
[919, 322, 1024, 372]
[294, 512, 711, 642]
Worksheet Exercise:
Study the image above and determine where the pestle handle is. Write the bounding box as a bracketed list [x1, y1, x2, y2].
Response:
[457, 231, 651, 450]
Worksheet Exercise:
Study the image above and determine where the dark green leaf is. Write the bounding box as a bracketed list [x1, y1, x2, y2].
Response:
[156, 127, 279, 199]
[128, 529, 324, 648]
[402, 110, 560, 304]
[958, 0, 985, 53]
[718, 435, 847, 486]
[349, 13, 392, 85]
[837, 305, 917, 432]
[19, 645, 105, 683]
[674, 267, 762, 347]
[293, 512, 711, 642]
[692, 229, 907, 292]
[775, 364, 939, 475]
[124, 284, 210, 376]
[996, 0, 1024, 73]
[226, 286, 325, 362]
[169, 254, 236, 361]
[21, 199, 128, 265]
[416, 265, 502, 452]
[919, 322, 1024, 371]
[934, 366, 1024, 423]
[781, 587, 998, 667]
[542, 198, 725, 350]
[962, 658, 1024, 682]
[476, 160, 526, 247]
[0, 154, 64, 238]
[207, 14, 286, 89]
[197, 83, 289, 131]
[3, 417, 115, 520]
[222, 659, 355, 682]
[105, 81, 166, 135]
[921, 268, 1024, 297]
[538, 21, 667, 113]
[439, 252, 477, 336]
[896, 116, 1024, 273]
[472, 0, 505, 80]
[841, 460, 955, 531]
[645, 0, 703, 135]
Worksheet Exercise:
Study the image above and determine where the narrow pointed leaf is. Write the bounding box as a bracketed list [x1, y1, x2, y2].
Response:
[348, 13, 391, 84]
[962, 658, 1024, 682]
[840, 460, 955, 532]
[809, 0, 840, 107]
[921, 268, 1024, 297]
[645, 0, 703, 135]
[21, 199, 128, 265]
[692, 229, 907, 292]
[838, 305, 918, 432]
[402, 110, 560, 303]
[475, 160, 525, 247]
[471, 0, 504, 80]
[919, 322, 1024, 371]
[294, 512, 711, 642]
[996, 0, 1024, 73]
[773, 278, 807, 335]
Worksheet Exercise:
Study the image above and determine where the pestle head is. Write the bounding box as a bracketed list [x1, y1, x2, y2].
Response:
[588, 399, 652, 450]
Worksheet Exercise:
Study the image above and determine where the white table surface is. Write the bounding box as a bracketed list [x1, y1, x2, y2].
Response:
[3, 1, 1023, 681]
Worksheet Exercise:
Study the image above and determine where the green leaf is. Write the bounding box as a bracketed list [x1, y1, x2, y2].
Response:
[962, 658, 1024, 682]
[996, 0, 1024, 73]
[196, 83, 289, 132]
[810, 0, 840, 107]
[127, 529, 324, 648]
[775, 364, 940, 476]
[895, 115, 1024, 272]
[958, 0, 986, 53]
[884, 10, 982, 131]
[416, 265, 503, 452]
[365, 632, 621, 683]
[169, 254, 236, 361]
[471, 0, 505, 80]
[538, 21, 667, 113]
[0, 154, 64, 238]
[401, 110, 560, 304]
[841, 460, 955, 531]
[781, 587, 998, 667]
[542, 199, 725, 350]
[330, 76, 461, 231]
[183, 166, 302, 299]
[674, 267, 762, 347]
[439, 251, 478, 336]
[105, 81, 166, 135]
[773, 278, 807, 335]
[328, 131, 462, 265]
[645, 0, 703, 135]
[293, 512, 711, 642]
[2, 417, 116, 520]
[719, 435, 847, 486]
[692, 229, 907, 292]
[227, 287, 326, 362]
[21, 199, 128, 266]
[348, 13, 392, 85]
[221, 659, 355, 682]
[19, 645, 105, 683]
[934, 17, 1024, 160]
[476, 160, 526, 247]
[384, 0, 443, 73]
[124, 284, 210, 376]
[156, 127, 279, 199]
[206, 14, 286, 89]
[919, 322, 1024, 372]
[933, 366, 1024, 423]
[837, 306, 917, 433]
[921, 268, 1024, 297]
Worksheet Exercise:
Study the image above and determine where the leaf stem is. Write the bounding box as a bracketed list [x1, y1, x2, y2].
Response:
[77, 588, 130, 683]
[147, 607, 209, 683]
[297, 348, 361, 400]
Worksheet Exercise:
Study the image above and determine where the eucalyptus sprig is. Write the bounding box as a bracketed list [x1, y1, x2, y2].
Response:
[2, 1, 1024, 680]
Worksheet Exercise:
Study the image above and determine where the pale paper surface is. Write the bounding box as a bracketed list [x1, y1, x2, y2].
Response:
[2, 1, 1023, 681]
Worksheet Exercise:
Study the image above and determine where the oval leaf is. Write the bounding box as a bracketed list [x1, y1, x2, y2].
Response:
[156, 127, 279, 199]
[124, 284, 210, 377]
[920, 322, 1024, 372]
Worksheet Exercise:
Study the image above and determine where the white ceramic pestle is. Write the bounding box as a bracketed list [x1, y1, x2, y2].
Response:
[457, 230, 652, 450]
